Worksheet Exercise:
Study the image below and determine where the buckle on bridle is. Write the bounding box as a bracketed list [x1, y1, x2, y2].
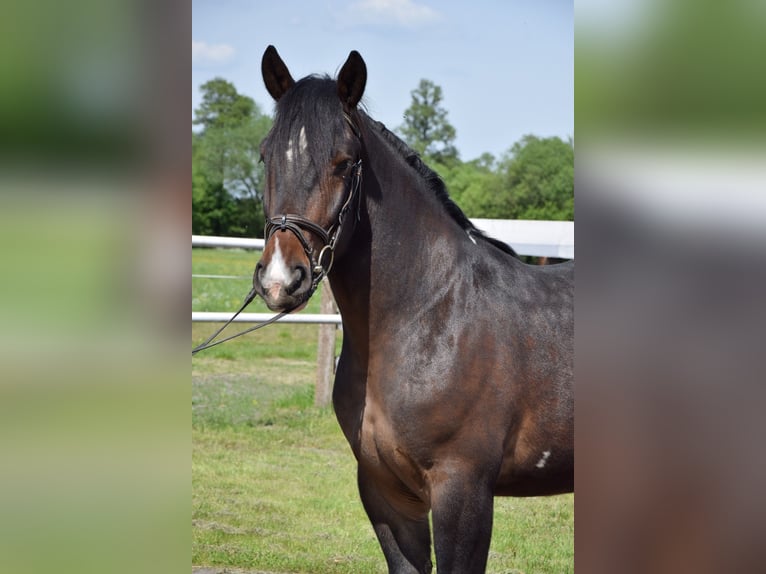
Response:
[280, 214, 287, 231]
[315, 244, 335, 278]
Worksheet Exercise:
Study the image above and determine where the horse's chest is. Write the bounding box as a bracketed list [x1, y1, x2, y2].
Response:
[359, 400, 398, 464]
[358, 399, 428, 495]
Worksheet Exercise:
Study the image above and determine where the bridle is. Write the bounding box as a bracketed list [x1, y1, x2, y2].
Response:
[263, 157, 363, 296]
[192, 156, 362, 355]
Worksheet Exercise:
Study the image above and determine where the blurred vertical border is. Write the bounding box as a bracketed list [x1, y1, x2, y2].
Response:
[576, 1, 766, 573]
[0, 1, 189, 573]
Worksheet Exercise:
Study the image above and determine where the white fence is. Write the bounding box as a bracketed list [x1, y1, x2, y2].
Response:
[470, 219, 574, 259]
[192, 312, 342, 324]
[192, 235, 264, 250]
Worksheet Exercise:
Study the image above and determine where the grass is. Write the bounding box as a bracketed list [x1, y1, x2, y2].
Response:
[192, 247, 573, 573]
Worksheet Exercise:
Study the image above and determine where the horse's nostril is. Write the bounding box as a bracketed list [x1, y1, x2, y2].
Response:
[286, 264, 308, 295]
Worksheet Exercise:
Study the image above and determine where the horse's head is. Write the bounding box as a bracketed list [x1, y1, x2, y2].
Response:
[253, 45, 366, 311]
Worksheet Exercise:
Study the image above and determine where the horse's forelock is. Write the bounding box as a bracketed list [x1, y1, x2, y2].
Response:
[271, 76, 349, 167]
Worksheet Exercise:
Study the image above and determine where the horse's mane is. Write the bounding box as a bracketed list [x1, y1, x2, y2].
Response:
[363, 115, 518, 258]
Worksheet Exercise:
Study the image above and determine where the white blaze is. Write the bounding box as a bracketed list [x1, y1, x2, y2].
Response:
[262, 236, 292, 287]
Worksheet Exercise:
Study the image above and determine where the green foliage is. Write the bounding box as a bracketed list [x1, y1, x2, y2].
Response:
[576, 0, 766, 138]
[432, 156, 506, 218]
[192, 78, 272, 237]
[192, 181, 238, 236]
[396, 80, 572, 222]
[398, 79, 459, 162]
[193, 78, 256, 132]
[499, 135, 574, 220]
[432, 135, 574, 221]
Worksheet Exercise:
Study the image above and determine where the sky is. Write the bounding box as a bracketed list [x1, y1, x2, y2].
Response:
[192, 0, 573, 161]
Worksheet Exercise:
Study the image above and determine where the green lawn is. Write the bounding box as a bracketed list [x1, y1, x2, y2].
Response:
[192, 247, 573, 573]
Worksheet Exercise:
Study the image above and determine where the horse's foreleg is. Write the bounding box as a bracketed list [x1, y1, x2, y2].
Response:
[430, 470, 495, 574]
[357, 465, 432, 574]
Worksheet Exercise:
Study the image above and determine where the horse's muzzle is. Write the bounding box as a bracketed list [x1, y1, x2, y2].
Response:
[252, 257, 312, 312]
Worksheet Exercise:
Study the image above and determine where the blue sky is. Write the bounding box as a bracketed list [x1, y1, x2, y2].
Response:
[192, 0, 573, 161]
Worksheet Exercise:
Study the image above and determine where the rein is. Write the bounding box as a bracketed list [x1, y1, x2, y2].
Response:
[192, 159, 362, 356]
[191, 287, 289, 355]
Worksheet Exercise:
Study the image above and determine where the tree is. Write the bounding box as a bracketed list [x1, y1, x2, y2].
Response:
[432, 136, 574, 221]
[498, 135, 574, 220]
[193, 131, 236, 235]
[193, 78, 256, 132]
[432, 156, 506, 219]
[193, 181, 239, 236]
[198, 114, 271, 201]
[193, 78, 273, 236]
[398, 79, 458, 162]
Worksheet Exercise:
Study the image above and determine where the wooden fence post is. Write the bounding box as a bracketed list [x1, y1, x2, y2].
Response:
[315, 279, 337, 407]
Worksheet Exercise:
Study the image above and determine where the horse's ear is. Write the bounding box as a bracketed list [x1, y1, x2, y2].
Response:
[261, 45, 295, 101]
[337, 50, 366, 109]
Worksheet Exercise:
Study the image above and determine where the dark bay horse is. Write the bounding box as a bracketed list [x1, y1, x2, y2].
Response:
[253, 45, 573, 574]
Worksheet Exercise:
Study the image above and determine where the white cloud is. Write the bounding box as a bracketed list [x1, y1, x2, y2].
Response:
[349, 0, 441, 28]
[192, 41, 236, 65]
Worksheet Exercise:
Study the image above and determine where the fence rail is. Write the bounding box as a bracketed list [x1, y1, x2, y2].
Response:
[470, 219, 574, 259]
[192, 235, 264, 249]
[192, 312, 342, 324]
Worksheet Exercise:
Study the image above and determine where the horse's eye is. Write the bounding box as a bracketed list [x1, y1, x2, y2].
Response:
[334, 160, 353, 177]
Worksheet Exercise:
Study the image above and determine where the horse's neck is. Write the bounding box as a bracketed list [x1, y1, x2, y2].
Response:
[330, 136, 465, 339]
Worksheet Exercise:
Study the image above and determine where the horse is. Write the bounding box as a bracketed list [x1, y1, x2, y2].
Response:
[253, 45, 574, 574]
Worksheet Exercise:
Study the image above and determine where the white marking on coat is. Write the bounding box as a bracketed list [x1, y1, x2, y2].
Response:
[285, 126, 307, 164]
[263, 236, 291, 286]
[536, 450, 551, 469]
